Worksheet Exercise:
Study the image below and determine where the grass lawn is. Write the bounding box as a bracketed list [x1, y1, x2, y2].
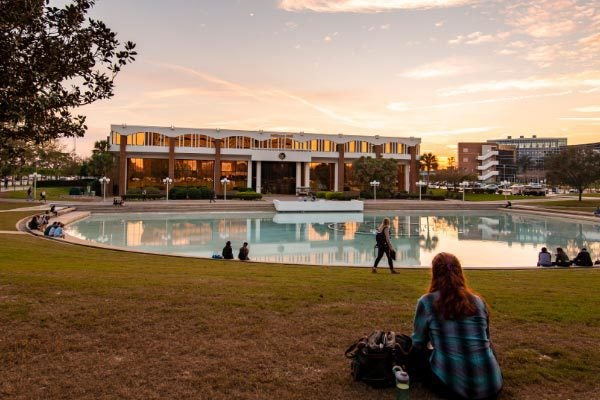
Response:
[527, 199, 600, 212]
[0, 211, 42, 230]
[0, 201, 38, 211]
[428, 189, 541, 202]
[567, 193, 600, 198]
[0, 234, 599, 399]
[1, 186, 72, 201]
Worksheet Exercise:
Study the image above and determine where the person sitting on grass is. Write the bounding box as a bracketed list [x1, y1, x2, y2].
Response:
[412, 252, 503, 400]
[53, 223, 65, 239]
[573, 247, 593, 267]
[222, 241, 234, 260]
[554, 247, 571, 267]
[537, 247, 552, 267]
[28, 215, 39, 230]
[238, 242, 250, 261]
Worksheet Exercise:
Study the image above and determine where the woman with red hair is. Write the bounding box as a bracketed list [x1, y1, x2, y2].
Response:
[412, 252, 503, 400]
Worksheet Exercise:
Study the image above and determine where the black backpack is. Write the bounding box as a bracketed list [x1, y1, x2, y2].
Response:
[344, 330, 413, 388]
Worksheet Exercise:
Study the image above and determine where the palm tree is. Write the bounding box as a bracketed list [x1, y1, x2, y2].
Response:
[419, 153, 439, 185]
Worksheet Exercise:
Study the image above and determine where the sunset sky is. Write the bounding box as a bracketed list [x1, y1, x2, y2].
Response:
[70, 0, 599, 164]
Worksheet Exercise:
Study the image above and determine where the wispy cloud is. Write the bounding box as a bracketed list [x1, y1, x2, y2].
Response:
[438, 72, 600, 96]
[398, 58, 473, 79]
[573, 106, 600, 112]
[560, 117, 600, 121]
[278, 0, 475, 13]
[388, 90, 572, 111]
[448, 31, 508, 45]
[504, 0, 584, 39]
[417, 126, 497, 137]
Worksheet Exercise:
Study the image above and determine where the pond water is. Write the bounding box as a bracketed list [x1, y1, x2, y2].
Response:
[67, 211, 600, 268]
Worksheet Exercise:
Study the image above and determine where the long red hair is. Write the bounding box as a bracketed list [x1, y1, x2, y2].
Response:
[428, 252, 479, 320]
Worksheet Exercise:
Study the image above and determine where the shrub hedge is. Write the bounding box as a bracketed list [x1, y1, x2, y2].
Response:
[168, 186, 214, 200]
[315, 191, 360, 200]
[233, 191, 262, 200]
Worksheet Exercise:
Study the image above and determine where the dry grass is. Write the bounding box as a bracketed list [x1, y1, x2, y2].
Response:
[0, 211, 42, 230]
[0, 234, 599, 399]
[0, 201, 38, 211]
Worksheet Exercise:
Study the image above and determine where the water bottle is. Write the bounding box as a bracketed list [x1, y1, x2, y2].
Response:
[392, 366, 410, 400]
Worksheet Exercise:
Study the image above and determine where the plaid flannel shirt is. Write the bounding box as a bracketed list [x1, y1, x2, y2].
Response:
[412, 292, 503, 400]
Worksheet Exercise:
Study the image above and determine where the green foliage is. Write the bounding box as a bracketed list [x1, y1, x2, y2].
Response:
[351, 157, 398, 193]
[419, 152, 439, 184]
[69, 187, 83, 196]
[0, 0, 136, 153]
[234, 187, 254, 192]
[88, 140, 115, 177]
[233, 191, 262, 200]
[546, 148, 600, 201]
[435, 168, 478, 189]
[169, 186, 213, 200]
[315, 191, 360, 200]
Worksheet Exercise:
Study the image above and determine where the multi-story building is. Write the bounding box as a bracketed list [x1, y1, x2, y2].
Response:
[487, 135, 567, 179]
[569, 142, 600, 153]
[108, 125, 422, 195]
[457, 142, 499, 182]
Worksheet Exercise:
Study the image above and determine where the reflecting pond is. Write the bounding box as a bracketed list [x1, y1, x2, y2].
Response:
[67, 211, 600, 268]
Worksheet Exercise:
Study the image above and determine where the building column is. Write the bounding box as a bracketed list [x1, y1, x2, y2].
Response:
[119, 140, 127, 196]
[337, 144, 345, 191]
[334, 162, 339, 191]
[409, 146, 418, 193]
[247, 160, 253, 189]
[404, 163, 410, 192]
[295, 162, 302, 192]
[168, 139, 175, 180]
[214, 139, 221, 194]
[256, 161, 262, 194]
[374, 144, 383, 158]
[304, 162, 311, 188]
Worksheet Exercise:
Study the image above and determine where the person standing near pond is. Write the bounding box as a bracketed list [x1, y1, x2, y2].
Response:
[222, 241, 234, 260]
[372, 217, 396, 274]
[238, 242, 250, 261]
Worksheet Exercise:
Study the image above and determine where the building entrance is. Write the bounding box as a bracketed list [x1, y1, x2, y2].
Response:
[261, 162, 296, 194]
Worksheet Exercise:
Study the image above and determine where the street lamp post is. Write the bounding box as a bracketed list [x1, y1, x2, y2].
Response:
[162, 177, 173, 201]
[417, 180, 425, 201]
[221, 177, 231, 200]
[461, 181, 469, 202]
[29, 172, 41, 201]
[369, 180, 380, 201]
[99, 177, 110, 202]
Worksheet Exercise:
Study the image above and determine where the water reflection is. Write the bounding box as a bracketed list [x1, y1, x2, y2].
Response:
[67, 211, 600, 268]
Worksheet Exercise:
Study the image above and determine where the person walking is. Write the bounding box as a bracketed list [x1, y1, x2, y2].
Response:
[40, 190, 47, 203]
[238, 242, 250, 261]
[27, 186, 32, 201]
[372, 217, 396, 273]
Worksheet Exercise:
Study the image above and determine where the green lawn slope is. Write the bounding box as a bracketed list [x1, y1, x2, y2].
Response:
[0, 234, 598, 399]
